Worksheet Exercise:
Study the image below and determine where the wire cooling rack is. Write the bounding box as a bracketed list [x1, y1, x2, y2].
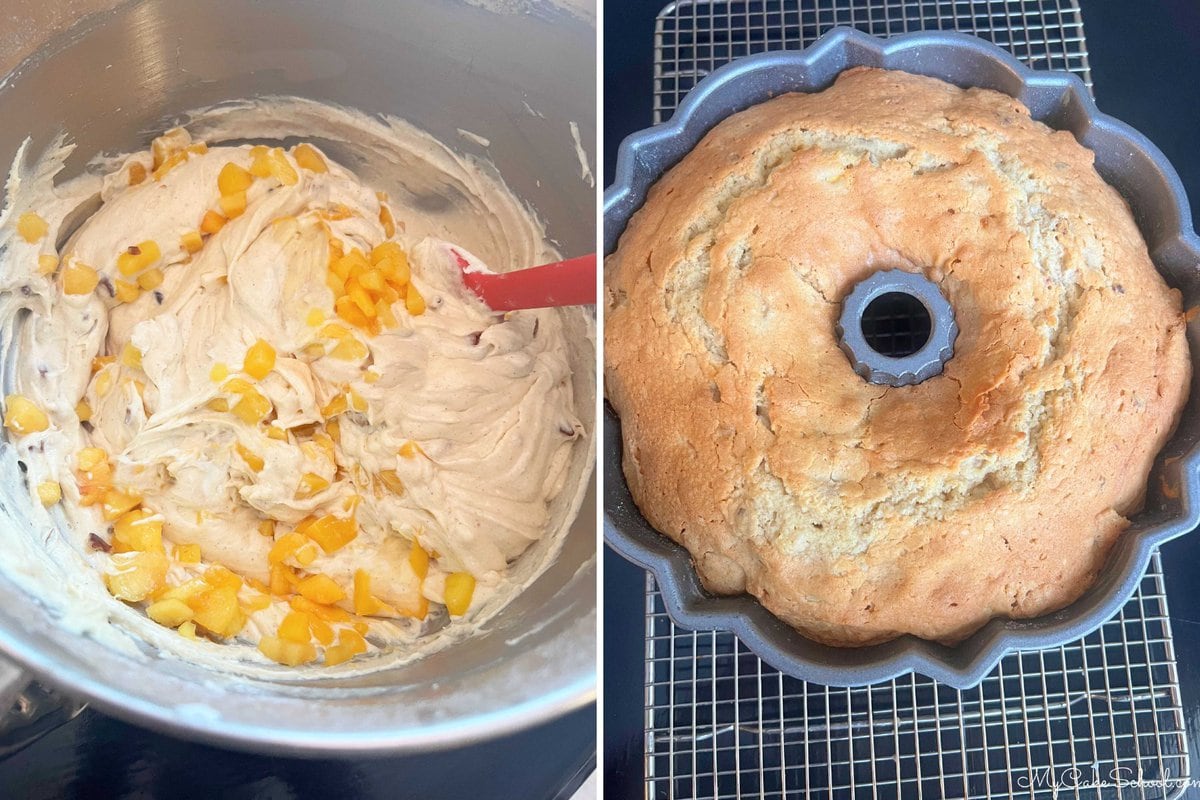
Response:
[644, 2, 1190, 798]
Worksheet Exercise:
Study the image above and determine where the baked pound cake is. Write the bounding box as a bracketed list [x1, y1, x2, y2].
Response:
[604, 67, 1191, 646]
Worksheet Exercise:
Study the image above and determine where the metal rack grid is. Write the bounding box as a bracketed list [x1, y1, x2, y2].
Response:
[653, 0, 1092, 123]
[858, 291, 934, 359]
[643, 2, 1190, 798]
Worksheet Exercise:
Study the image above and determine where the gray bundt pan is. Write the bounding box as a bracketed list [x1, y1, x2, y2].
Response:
[603, 27, 1200, 689]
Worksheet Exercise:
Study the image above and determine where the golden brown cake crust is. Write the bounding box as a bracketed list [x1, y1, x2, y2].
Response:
[604, 67, 1191, 646]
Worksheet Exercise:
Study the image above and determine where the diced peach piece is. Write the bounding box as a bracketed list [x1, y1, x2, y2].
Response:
[328, 237, 345, 263]
[340, 628, 367, 653]
[353, 569, 384, 616]
[377, 470, 405, 496]
[217, 162, 253, 195]
[200, 211, 227, 235]
[330, 337, 369, 361]
[37, 480, 61, 506]
[309, 615, 334, 646]
[324, 627, 368, 666]
[333, 249, 369, 281]
[114, 280, 141, 303]
[267, 148, 298, 186]
[348, 282, 376, 318]
[189, 585, 245, 638]
[17, 212, 47, 243]
[106, 494, 148, 528]
[304, 515, 357, 554]
[296, 473, 330, 498]
[243, 593, 272, 612]
[62, 263, 99, 295]
[137, 268, 164, 290]
[320, 323, 350, 339]
[290, 595, 352, 623]
[405, 284, 426, 316]
[116, 240, 161, 276]
[219, 191, 247, 219]
[147, 597, 194, 627]
[232, 388, 272, 424]
[293, 144, 327, 173]
[243, 339, 276, 380]
[203, 564, 244, 593]
[379, 204, 395, 238]
[120, 343, 142, 370]
[105, 551, 168, 602]
[269, 564, 295, 596]
[320, 394, 348, 418]
[379, 253, 411, 287]
[77, 447, 108, 472]
[258, 635, 316, 666]
[320, 203, 353, 221]
[157, 578, 208, 604]
[334, 295, 370, 328]
[278, 611, 311, 644]
[180, 230, 204, 254]
[236, 443, 264, 472]
[174, 543, 201, 563]
[249, 146, 272, 178]
[358, 269, 385, 293]
[409, 542, 429, 581]
[370, 241, 402, 265]
[295, 543, 318, 566]
[269, 531, 307, 566]
[376, 300, 398, 329]
[4, 395, 48, 435]
[152, 150, 187, 181]
[444, 572, 475, 616]
[297, 574, 346, 605]
[111, 510, 160, 552]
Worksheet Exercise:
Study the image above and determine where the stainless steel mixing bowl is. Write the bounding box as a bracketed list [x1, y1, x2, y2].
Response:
[0, 0, 596, 753]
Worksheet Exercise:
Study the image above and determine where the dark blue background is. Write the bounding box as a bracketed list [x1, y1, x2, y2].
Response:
[603, 0, 1200, 797]
[0, 704, 594, 799]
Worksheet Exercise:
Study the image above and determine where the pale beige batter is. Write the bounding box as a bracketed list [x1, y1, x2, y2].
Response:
[0, 99, 591, 672]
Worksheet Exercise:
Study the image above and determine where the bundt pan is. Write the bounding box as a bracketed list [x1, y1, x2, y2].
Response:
[603, 28, 1200, 689]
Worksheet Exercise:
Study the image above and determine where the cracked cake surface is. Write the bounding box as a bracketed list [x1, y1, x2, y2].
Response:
[603, 67, 1191, 646]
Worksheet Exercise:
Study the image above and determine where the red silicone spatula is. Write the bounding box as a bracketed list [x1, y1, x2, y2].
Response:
[453, 251, 597, 311]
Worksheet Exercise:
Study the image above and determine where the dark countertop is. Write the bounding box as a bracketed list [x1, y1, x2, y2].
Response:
[0, 704, 595, 800]
[603, 1, 1200, 796]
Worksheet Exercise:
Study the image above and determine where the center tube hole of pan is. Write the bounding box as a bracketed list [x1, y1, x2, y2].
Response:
[860, 292, 932, 358]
